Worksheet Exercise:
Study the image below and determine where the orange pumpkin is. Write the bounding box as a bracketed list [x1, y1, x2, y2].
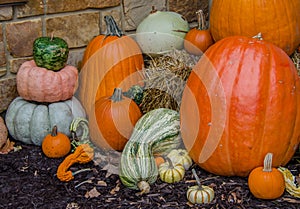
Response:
[209, 0, 300, 55]
[79, 15, 144, 102]
[42, 126, 71, 158]
[248, 153, 285, 199]
[180, 35, 300, 177]
[184, 10, 213, 55]
[94, 88, 142, 151]
[17, 60, 78, 103]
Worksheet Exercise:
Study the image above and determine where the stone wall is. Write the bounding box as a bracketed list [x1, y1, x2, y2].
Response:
[0, 0, 209, 112]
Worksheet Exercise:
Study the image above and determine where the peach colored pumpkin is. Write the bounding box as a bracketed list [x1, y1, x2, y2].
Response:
[17, 60, 78, 103]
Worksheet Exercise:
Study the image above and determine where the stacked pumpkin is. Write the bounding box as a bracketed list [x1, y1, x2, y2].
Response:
[5, 36, 86, 146]
[77, 15, 144, 151]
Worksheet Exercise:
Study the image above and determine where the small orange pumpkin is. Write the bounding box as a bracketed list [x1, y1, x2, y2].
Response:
[184, 10, 214, 55]
[248, 153, 285, 199]
[94, 88, 142, 151]
[42, 126, 71, 158]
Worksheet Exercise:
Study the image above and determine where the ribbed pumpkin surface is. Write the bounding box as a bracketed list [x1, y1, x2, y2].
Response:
[180, 36, 300, 177]
[210, 0, 300, 55]
[17, 60, 78, 103]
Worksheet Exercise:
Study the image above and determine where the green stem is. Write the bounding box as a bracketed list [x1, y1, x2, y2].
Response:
[111, 88, 123, 102]
[104, 15, 123, 37]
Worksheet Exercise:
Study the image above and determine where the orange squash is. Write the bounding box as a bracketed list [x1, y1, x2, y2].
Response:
[180, 35, 300, 177]
[248, 153, 285, 199]
[209, 0, 300, 55]
[184, 10, 213, 55]
[94, 88, 142, 151]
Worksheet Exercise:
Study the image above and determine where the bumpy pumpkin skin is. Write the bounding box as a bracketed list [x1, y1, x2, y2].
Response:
[5, 96, 86, 146]
[180, 36, 300, 177]
[210, 0, 300, 55]
[17, 60, 78, 103]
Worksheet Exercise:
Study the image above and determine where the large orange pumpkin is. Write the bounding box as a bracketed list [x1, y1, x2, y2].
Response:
[94, 88, 142, 151]
[180, 35, 300, 177]
[79, 15, 144, 102]
[209, 0, 300, 55]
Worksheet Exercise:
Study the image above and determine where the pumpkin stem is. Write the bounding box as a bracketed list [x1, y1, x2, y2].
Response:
[263, 153, 273, 172]
[50, 32, 54, 41]
[111, 88, 123, 102]
[165, 157, 174, 169]
[51, 125, 58, 137]
[192, 168, 203, 189]
[150, 5, 157, 14]
[196, 10, 206, 30]
[104, 15, 123, 37]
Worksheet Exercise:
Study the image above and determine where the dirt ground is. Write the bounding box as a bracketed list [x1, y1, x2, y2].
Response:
[0, 138, 299, 209]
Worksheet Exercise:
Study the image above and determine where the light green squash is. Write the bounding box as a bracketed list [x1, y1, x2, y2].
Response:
[5, 96, 86, 146]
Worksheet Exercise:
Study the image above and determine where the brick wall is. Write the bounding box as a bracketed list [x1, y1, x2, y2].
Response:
[0, 0, 209, 112]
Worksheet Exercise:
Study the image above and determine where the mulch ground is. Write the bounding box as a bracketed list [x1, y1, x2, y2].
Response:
[0, 138, 299, 209]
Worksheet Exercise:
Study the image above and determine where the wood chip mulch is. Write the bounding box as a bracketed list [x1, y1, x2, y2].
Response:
[0, 140, 299, 209]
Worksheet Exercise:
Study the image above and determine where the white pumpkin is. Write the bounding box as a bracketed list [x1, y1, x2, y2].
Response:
[136, 8, 189, 56]
[5, 96, 86, 146]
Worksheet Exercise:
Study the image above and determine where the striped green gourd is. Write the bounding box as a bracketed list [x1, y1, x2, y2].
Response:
[119, 108, 182, 194]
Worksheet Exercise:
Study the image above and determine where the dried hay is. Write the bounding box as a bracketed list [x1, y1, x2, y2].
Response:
[140, 49, 200, 114]
[291, 47, 300, 76]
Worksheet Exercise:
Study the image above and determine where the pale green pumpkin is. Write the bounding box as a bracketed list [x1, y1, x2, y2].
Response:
[5, 96, 86, 146]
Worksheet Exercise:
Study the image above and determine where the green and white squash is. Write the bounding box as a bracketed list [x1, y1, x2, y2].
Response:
[5, 96, 86, 146]
[33, 36, 69, 71]
[119, 108, 182, 194]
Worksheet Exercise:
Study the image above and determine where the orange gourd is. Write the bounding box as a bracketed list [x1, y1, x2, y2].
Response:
[56, 144, 94, 182]
[184, 10, 213, 55]
[94, 88, 142, 151]
[180, 35, 300, 177]
[42, 126, 71, 158]
[209, 0, 300, 55]
[248, 153, 285, 199]
[17, 60, 78, 103]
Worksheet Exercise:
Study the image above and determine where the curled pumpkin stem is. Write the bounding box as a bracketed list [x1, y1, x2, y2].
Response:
[56, 144, 94, 182]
